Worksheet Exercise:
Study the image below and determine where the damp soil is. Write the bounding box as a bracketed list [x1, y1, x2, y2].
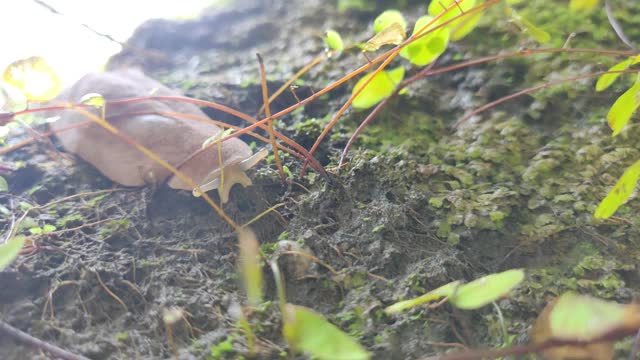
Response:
[2, 0, 640, 359]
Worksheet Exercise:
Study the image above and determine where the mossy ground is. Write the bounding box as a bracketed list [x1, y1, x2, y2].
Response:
[1, 0, 639, 359]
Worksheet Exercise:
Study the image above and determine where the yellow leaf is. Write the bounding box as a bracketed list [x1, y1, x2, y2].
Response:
[595, 159, 640, 219]
[352, 67, 405, 109]
[373, 10, 406, 34]
[362, 23, 406, 52]
[606, 79, 640, 136]
[283, 304, 370, 360]
[451, 9, 484, 41]
[570, 0, 600, 12]
[595, 58, 633, 92]
[2, 56, 62, 101]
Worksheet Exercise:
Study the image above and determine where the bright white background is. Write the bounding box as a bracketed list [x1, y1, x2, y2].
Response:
[1, 0, 216, 87]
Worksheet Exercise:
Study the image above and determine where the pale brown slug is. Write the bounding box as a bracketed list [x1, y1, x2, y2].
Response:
[49, 69, 267, 203]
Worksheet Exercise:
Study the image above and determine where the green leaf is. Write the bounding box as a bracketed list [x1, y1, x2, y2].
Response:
[0, 235, 25, 270]
[596, 58, 634, 91]
[449, 269, 525, 310]
[385, 280, 461, 314]
[373, 10, 406, 34]
[42, 224, 56, 233]
[283, 304, 370, 360]
[606, 78, 640, 136]
[324, 30, 344, 51]
[594, 159, 640, 219]
[352, 67, 405, 109]
[0, 176, 8, 192]
[400, 16, 450, 66]
[428, 0, 476, 23]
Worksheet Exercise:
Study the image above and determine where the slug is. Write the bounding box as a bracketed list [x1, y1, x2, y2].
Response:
[49, 69, 267, 203]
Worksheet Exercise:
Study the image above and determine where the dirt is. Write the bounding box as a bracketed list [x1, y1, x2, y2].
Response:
[1, 0, 640, 359]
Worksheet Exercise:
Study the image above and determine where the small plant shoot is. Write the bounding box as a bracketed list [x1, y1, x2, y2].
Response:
[448, 268, 524, 310]
[283, 304, 370, 360]
[323, 30, 344, 51]
[385, 269, 524, 313]
[385, 280, 461, 314]
[352, 66, 405, 109]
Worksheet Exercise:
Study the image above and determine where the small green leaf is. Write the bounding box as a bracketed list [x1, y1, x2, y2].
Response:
[606, 78, 640, 136]
[324, 30, 344, 51]
[400, 16, 450, 66]
[0, 176, 8, 192]
[42, 224, 56, 233]
[373, 10, 407, 34]
[449, 269, 525, 310]
[283, 304, 370, 360]
[352, 67, 405, 109]
[595, 159, 640, 219]
[28, 227, 42, 235]
[0, 235, 25, 270]
[385, 281, 461, 314]
[79, 93, 105, 109]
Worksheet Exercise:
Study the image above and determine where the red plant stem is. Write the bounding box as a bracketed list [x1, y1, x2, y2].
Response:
[339, 48, 637, 165]
[0, 320, 91, 360]
[453, 68, 640, 129]
[103, 96, 327, 177]
[109, 111, 307, 162]
[299, 0, 500, 176]
[419, 329, 638, 360]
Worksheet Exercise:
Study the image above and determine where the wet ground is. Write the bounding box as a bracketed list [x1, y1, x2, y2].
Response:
[1, 0, 640, 359]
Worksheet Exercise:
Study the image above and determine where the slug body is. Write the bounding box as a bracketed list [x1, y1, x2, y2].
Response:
[50, 69, 266, 203]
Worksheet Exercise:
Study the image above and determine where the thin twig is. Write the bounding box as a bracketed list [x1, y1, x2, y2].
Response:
[0, 320, 92, 360]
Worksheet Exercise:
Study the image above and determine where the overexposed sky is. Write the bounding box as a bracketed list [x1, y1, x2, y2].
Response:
[1, 0, 215, 87]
